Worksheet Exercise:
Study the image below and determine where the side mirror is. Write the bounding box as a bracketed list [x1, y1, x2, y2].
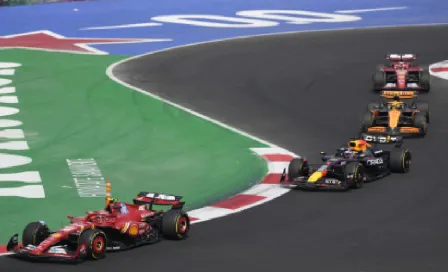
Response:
[320, 152, 326, 155]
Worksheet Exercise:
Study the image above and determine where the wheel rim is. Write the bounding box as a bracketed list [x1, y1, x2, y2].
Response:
[177, 217, 188, 234]
[355, 169, 364, 187]
[403, 152, 411, 171]
[92, 235, 105, 254]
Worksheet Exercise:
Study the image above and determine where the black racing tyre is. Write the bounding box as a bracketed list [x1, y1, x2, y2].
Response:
[361, 111, 375, 132]
[344, 162, 365, 189]
[22, 221, 50, 247]
[77, 228, 107, 260]
[414, 112, 428, 136]
[416, 102, 430, 123]
[373, 69, 386, 91]
[389, 148, 412, 173]
[161, 209, 190, 240]
[419, 65, 431, 91]
[287, 157, 309, 180]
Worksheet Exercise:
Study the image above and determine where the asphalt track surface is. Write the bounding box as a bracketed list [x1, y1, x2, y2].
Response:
[3, 25, 448, 271]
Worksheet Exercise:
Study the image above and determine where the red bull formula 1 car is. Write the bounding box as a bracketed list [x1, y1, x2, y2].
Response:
[373, 54, 431, 91]
[280, 139, 411, 190]
[6, 190, 190, 262]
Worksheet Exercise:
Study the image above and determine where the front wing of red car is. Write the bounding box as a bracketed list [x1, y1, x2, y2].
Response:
[6, 234, 82, 262]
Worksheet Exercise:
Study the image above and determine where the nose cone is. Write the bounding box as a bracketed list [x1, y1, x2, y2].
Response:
[308, 171, 324, 183]
[388, 110, 401, 128]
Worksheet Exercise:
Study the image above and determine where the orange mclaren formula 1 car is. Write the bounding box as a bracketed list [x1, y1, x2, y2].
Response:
[360, 90, 429, 141]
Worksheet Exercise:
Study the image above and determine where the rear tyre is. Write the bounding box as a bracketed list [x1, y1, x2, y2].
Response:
[416, 102, 430, 123]
[373, 66, 386, 91]
[389, 148, 412, 173]
[419, 66, 431, 91]
[344, 162, 364, 189]
[161, 209, 190, 240]
[287, 157, 309, 180]
[414, 112, 428, 136]
[22, 221, 50, 247]
[361, 111, 375, 132]
[78, 229, 107, 260]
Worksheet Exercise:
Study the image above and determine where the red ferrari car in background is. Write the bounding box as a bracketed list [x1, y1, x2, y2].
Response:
[372, 54, 431, 91]
[6, 182, 190, 262]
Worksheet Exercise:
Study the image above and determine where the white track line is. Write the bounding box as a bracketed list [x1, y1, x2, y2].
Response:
[335, 7, 408, 14]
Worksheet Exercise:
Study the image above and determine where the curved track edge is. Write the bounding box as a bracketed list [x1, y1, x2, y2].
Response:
[188, 147, 297, 223]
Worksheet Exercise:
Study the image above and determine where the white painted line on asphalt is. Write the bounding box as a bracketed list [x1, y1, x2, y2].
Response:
[335, 6, 408, 14]
[80, 22, 163, 30]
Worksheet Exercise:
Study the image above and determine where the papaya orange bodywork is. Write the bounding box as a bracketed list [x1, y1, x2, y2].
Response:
[388, 109, 401, 128]
[400, 127, 420, 133]
[367, 127, 387, 133]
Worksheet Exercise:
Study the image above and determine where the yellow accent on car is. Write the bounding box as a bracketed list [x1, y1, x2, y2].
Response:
[129, 224, 139, 236]
[308, 171, 323, 183]
[120, 222, 130, 234]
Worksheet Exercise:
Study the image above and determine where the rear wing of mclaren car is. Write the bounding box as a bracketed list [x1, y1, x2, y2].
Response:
[133, 192, 185, 209]
[380, 90, 418, 99]
[386, 53, 417, 61]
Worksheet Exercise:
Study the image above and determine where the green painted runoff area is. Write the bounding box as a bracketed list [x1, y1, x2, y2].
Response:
[0, 49, 267, 243]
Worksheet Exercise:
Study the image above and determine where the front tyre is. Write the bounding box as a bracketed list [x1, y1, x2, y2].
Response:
[22, 221, 50, 247]
[419, 66, 431, 91]
[77, 229, 107, 260]
[344, 162, 365, 189]
[389, 148, 412, 173]
[287, 157, 309, 180]
[373, 69, 386, 91]
[161, 210, 190, 240]
[416, 102, 430, 123]
[414, 112, 428, 136]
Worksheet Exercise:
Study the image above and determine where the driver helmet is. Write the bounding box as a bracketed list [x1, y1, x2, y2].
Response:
[348, 140, 368, 152]
[106, 197, 121, 212]
[388, 101, 403, 111]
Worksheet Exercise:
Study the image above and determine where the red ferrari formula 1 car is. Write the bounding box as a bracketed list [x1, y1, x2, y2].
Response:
[372, 54, 431, 91]
[6, 189, 190, 262]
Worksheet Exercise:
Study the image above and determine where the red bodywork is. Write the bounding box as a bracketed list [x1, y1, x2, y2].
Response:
[380, 61, 423, 89]
[10, 193, 184, 260]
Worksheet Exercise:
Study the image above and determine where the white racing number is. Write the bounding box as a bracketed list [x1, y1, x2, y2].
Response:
[25, 244, 36, 250]
[363, 135, 400, 143]
[325, 179, 341, 185]
[367, 158, 384, 165]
